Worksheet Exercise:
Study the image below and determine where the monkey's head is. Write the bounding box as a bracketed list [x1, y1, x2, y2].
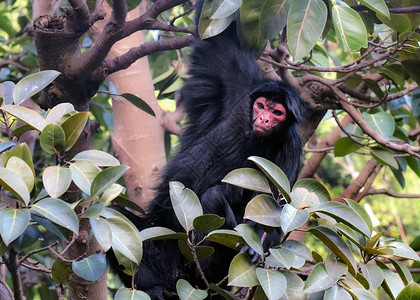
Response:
[250, 81, 307, 137]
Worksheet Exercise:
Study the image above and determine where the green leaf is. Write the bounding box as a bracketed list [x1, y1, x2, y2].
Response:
[42, 166, 72, 198]
[343, 198, 373, 235]
[13, 70, 60, 105]
[256, 268, 286, 300]
[0, 167, 30, 205]
[332, 5, 368, 53]
[280, 203, 309, 233]
[90, 165, 129, 198]
[347, 288, 377, 300]
[244, 194, 282, 227]
[235, 223, 264, 256]
[72, 253, 106, 281]
[72, 150, 120, 167]
[249, 156, 291, 202]
[287, 0, 327, 60]
[389, 258, 412, 285]
[4, 143, 35, 175]
[260, 0, 290, 40]
[358, 0, 390, 19]
[396, 282, 420, 300]
[228, 253, 258, 287]
[309, 226, 357, 275]
[222, 168, 271, 194]
[61, 112, 89, 151]
[0, 81, 15, 105]
[100, 184, 125, 204]
[325, 252, 348, 281]
[289, 187, 320, 212]
[280, 271, 306, 299]
[45, 102, 74, 124]
[198, 0, 234, 39]
[69, 161, 101, 195]
[211, 0, 241, 19]
[1, 105, 46, 131]
[335, 223, 366, 250]
[0, 208, 30, 245]
[169, 181, 203, 232]
[370, 148, 398, 169]
[382, 269, 405, 299]
[239, 1, 266, 51]
[389, 241, 420, 261]
[114, 287, 151, 300]
[51, 259, 72, 283]
[90, 217, 112, 252]
[120, 93, 155, 117]
[139, 227, 188, 242]
[363, 112, 395, 139]
[40, 123, 66, 154]
[334, 137, 362, 157]
[176, 279, 207, 300]
[324, 285, 352, 300]
[315, 201, 371, 236]
[303, 263, 336, 293]
[204, 229, 245, 250]
[269, 247, 295, 269]
[282, 239, 312, 261]
[30, 198, 79, 234]
[293, 179, 330, 203]
[6, 156, 34, 193]
[193, 214, 225, 232]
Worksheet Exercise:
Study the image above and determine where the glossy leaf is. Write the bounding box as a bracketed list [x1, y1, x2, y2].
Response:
[269, 247, 295, 269]
[193, 214, 225, 232]
[1, 105, 46, 131]
[396, 282, 420, 300]
[334, 137, 362, 157]
[290, 187, 321, 212]
[90, 165, 129, 198]
[335, 223, 365, 249]
[61, 112, 89, 151]
[390, 258, 413, 285]
[204, 229, 244, 250]
[287, 0, 327, 60]
[40, 123, 66, 154]
[43, 166, 72, 198]
[31, 198, 79, 234]
[222, 168, 271, 194]
[198, 0, 234, 39]
[332, 5, 368, 53]
[303, 263, 336, 293]
[100, 184, 125, 204]
[114, 287, 151, 300]
[169, 181, 203, 232]
[0, 208, 30, 245]
[176, 279, 207, 300]
[382, 269, 405, 299]
[104, 216, 142, 264]
[72, 253, 106, 281]
[344, 198, 373, 234]
[249, 156, 291, 202]
[280, 203, 309, 233]
[4, 143, 35, 175]
[279, 271, 306, 299]
[45, 102, 74, 124]
[228, 253, 258, 287]
[211, 0, 241, 19]
[13, 70, 60, 105]
[293, 178, 330, 202]
[0, 81, 15, 104]
[72, 150, 120, 167]
[260, 0, 290, 40]
[324, 285, 352, 300]
[309, 226, 357, 275]
[90, 217, 112, 252]
[256, 268, 286, 300]
[6, 156, 34, 193]
[282, 239, 312, 261]
[389, 241, 420, 261]
[235, 223, 264, 256]
[121, 93, 155, 117]
[0, 167, 30, 205]
[315, 201, 371, 236]
[240, 1, 266, 51]
[69, 161, 101, 195]
[325, 252, 348, 281]
[244, 194, 282, 227]
[358, 0, 390, 19]
[139, 227, 188, 242]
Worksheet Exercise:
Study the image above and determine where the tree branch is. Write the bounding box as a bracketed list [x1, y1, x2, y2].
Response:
[367, 189, 420, 198]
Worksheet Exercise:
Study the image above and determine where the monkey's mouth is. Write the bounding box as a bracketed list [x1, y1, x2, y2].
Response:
[253, 125, 270, 136]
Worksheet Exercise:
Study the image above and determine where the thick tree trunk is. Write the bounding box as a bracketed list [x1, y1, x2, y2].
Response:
[91, 2, 167, 208]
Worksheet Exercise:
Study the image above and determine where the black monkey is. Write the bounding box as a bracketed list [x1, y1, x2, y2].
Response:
[109, 6, 308, 300]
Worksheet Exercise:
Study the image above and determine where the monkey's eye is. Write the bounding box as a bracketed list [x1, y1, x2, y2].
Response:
[273, 110, 284, 117]
[256, 102, 264, 109]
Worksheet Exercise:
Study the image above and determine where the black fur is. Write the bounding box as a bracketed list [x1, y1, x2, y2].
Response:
[109, 10, 308, 300]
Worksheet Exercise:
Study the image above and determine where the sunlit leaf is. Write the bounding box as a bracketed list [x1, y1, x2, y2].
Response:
[72, 253, 106, 281]
[244, 194, 282, 227]
[293, 178, 331, 203]
[72, 150, 120, 167]
[31, 198, 79, 234]
[45, 102, 74, 124]
[61, 112, 89, 151]
[363, 112, 395, 139]
[256, 268, 286, 300]
[222, 168, 271, 194]
[198, 0, 234, 39]
[235, 223, 264, 256]
[140, 227, 188, 241]
[121, 93, 155, 117]
[6, 156, 34, 193]
[396, 282, 420, 300]
[287, 0, 327, 60]
[280, 203, 309, 233]
[358, 0, 390, 19]
[13, 70, 60, 105]
[389, 241, 420, 261]
[228, 253, 258, 287]
[211, 0, 241, 19]
[0, 167, 30, 205]
[303, 263, 336, 293]
[90, 166, 129, 198]
[334, 137, 362, 157]
[69, 160, 101, 195]
[40, 123, 66, 154]
[324, 285, 352, 300]
[90, 217, 112, 252]
[1, 105, 46, 131]
[43, 166, 72, 198]
[0, 208, 30, 245]
[0, 81, 15, 105]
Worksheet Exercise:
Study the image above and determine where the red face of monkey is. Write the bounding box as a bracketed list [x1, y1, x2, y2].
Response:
[252, 97, 287, 136]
